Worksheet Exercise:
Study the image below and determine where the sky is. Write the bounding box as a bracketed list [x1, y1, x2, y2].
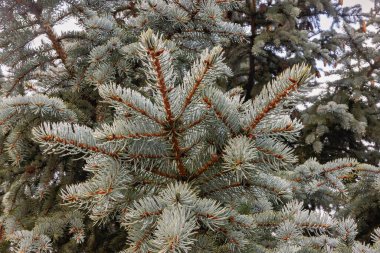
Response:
[1, 0, 376, 75]
[14, 0, 380, 46]
[346, 0, 374, 11]
[53, 0, 376, 33]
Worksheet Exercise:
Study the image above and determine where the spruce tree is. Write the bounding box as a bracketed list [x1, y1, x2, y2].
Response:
[297, 3, 380, 242]
[0, 0, 379, 253]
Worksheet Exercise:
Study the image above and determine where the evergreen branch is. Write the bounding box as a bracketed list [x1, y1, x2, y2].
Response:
[181, 65, 212, 114]
[244, 64, 311, 133]
[189, 153, 220, 180]
[179, 46, 230, 116]
[248, 79, 298, 131]
[216, 227, 246, 249]
[293, 158, 358, 183]
[152, 207, 198, 252]
[315, 178, 346, 193]
[0, 112, 17, 126]
[173, 0, 192, 15]
[129, 153, 165, 159]
[32, 123, 119, 158]
[207, 181, 245, 195]
[222, 136, 257, 180]
[170, 133, 188, 178]
[182, 28, 246, 39]
[123, 196, 165, 225]
[41, 20, 74, 76]
[4, 128, 28, 165]
[289, 158, 380, 195]
[159, 182, 199, 206]
[127, 225, 155, 252]
[203, 96, 237, 135]
[147, 167, 179, 180]
[178, 114, 207, 133]
[355, 167, 380, 174]
[140, 29, 175, 123]
[9, 0, 74, 78]
[256, 147, 284, 160]
[5, 57, 57, 97]
[199, 169, 233, 185]
[194, 198, 230, 229]
[251, 174, 292, 199]
[0, 94, 77, 125]
[179, 137, 204, 153]
[252, 116, 302, 141]
[255, 138, 297, 167]
[271, 124, 294, 133]
[139, 30, 187, 177]
[103, 132, 167, 141]
[228, 214, 255, 229]
[98, 83, 164, 125]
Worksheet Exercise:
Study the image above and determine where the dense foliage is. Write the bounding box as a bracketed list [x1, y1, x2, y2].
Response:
[0, 0, 379, 252]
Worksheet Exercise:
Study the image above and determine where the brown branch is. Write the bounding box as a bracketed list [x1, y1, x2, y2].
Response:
[62, 194, 80, 203]
[355, 167, 380, 174]
[147, 49, 174, 122]
[105, 132, 167, 141]
[196, 212, 225, 221]
[109, 95, 164, 125]
[315, 177, 347, 194]
[256, 222, 281, 228]
[179, 138, 204, 153]
[322, 163, 355, 174]
[139, 210, 162, 218]
[253, 182, 287, 196]
[293, 163, 357, 182]
[147, 48, 187, 177]
[85, 187, 114, 197]
[228, 216, 254, 229]
[15, 0, 74, 76]
[41, 20, 74, 76]
[148, 167, 179, 180]
[178, 114, 207, 133]
[200, 169, 232, 185]
[270, 124, 294, 133]
[40, 135, 119, 158]
[247, 78, 303, 132]
[179, 57, 212, 116]
[129, 153, 165, 159]
[203, 96, 236, 134]
[250, 124, 295, 139]
[217, 227, 242, 247]
[5, 57, 58, 96]
[256, 146, 284, 160]
[189, 153, 220, 180]
[0, 112, 17, 126]
[131, 225, 155, 251]
[208, 182, 244, 194]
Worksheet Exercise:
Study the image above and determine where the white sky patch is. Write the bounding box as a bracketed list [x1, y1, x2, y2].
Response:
[345, 0, 374, 12]
[320, 15, 333, 30]
[361, 140, 376, 150]
[1, 0, 375, 76]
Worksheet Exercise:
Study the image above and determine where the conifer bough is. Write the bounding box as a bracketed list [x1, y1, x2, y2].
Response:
[27, 30, 380, 252]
